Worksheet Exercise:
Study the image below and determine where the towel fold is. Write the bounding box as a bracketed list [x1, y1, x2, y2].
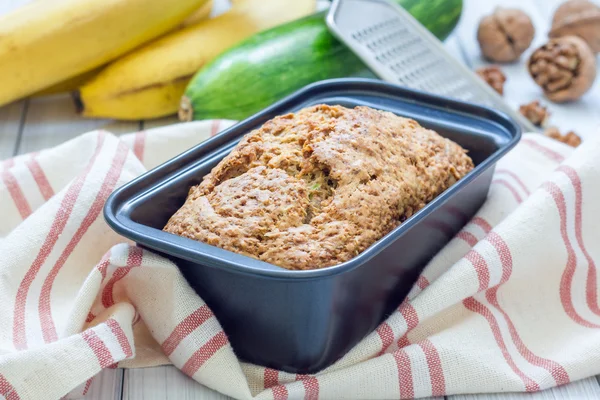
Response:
[1, 121, 599, 400]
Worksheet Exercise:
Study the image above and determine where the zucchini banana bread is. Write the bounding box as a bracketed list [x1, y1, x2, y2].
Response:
[163, 104, 474, 270]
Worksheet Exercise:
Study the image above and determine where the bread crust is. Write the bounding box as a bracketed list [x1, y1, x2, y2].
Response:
[164, 104, 474, 270]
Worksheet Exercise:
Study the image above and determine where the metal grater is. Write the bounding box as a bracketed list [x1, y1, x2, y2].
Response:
[326, 0, 537, 132]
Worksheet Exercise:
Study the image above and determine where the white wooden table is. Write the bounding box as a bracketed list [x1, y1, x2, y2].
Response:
[1, 0, 600, 398]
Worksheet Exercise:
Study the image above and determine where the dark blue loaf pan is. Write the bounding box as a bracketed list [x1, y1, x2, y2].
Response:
[104, 78, 521, 374]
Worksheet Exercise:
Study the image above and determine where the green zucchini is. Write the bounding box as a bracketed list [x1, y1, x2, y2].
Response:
[181, 0, 463, 121]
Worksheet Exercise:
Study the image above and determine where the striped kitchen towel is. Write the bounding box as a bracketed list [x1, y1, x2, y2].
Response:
[1, 120, 600, 400]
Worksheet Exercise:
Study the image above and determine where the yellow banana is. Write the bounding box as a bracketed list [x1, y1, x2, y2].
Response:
[179, 0, 214, 28]
[0, 0, 209, 107]
[31, 0, 214, 98]
[75, 0, 316, 120]
[32, 67, 104, 97]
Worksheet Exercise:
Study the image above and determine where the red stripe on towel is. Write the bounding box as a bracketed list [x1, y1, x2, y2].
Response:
[0, 374, 20, 400]
[25, 156, 54, 200]
[82, 329, 115, 369]
[392, 349, 414, 399]
[1, 168, 32, 219]
[418, 339, 446, 396]
[495, 169, 531, 195]
[39, 142, 129, 343]
[100, 246, 143, 309]
[13, 132, 106, 350]
[492, 179, 523, 203]
[106, 318, 133, 358]
[162, 305, 214, 356]
[133, 131, 145, 162]
[557, 166, 600, 318]
[181, 331, 229, 377]
[542, 182, 600, 328]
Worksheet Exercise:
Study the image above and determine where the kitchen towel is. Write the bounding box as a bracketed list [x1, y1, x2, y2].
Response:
[1, 121, 600, 400]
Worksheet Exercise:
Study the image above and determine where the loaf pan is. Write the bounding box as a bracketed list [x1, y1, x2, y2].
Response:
[104, 78, 521, 374]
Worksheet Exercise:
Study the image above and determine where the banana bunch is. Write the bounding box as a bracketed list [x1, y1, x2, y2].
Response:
[0, 0, 209, 107]
[75, 0, 316, 120]
[32, 0, 215, 97]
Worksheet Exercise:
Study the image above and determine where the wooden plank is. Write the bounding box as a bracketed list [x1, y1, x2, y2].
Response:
[450, 376, 600, 400]
[16, 94, 139, 155]
[85, 369, 124, 400]
[554, 377, 600, 399]
[123, 366, 232, 400]
[0, 101, 25, 159]
[123, 367, 600, 400]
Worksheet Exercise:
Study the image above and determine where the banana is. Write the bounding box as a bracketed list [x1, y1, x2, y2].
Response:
[179, 0, 214, 28]
[31, 0, 214, 98]
[32, 67, 104, 97]
[0, 0, 209, 107]
[75, 0, 316, 120]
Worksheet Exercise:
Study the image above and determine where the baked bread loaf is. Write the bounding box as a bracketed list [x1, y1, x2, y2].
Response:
[164, 104, 474, 270]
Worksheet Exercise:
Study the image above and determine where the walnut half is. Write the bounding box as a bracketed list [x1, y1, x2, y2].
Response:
[528, 36, 597, 102]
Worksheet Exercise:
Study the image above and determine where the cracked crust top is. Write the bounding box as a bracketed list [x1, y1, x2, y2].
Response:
[164, 104, 474, 270]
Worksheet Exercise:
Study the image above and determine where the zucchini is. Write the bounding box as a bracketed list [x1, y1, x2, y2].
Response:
[181, 0, 463, 121]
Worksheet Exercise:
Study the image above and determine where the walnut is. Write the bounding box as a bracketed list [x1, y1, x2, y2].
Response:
[477, 8, 535, 62]
[476, 66, 506, 95]
[544, 126, 582, 147]
[528, 36, 597, 102]
[519, 100, 550, 127]
[550, 0, 600, 53]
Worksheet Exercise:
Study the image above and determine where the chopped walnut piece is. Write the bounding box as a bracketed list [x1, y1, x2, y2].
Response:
[544, 126, 582, 147]
[476, 66, 506, 95]
[519, 100, 550, 127]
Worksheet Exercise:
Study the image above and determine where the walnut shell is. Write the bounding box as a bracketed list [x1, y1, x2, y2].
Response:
[477, 8, 535, 62]
[550, 0, 600, 53]
[528, 36, 597, 102]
